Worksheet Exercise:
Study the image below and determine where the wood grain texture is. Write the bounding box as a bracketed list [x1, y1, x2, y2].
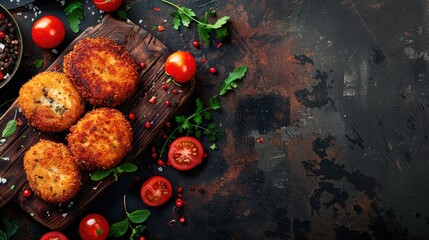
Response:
[0, 15, 194, 230]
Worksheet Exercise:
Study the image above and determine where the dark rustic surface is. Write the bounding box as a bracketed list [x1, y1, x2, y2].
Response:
[1, 0, 429, 239]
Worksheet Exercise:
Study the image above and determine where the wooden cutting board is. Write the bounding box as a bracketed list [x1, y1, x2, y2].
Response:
[0, 15, 194, 230]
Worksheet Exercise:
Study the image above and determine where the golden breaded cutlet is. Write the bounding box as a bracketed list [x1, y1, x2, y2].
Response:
[63, 37, 138, 107]
[66, 108, 133, 170]
[18, 71, 85, 132]
[23, 139, 81, 203]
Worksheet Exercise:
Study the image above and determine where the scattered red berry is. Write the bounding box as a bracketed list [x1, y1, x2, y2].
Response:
[165, 122, 172, 128]
[209, 67, 217, 74]
[0, 31, 5, 39]
[128, 112, 136, 120]
[171, 89, 178, 94]
[165, 100, 171, 107]
[53, 64, 59, 71]
[216, 42, 223, 48]
[157, 26, 165, 32]
[140, 236, 146, 240]
[175, 198, 183, 207]
[177, 193, 183, 198]
[177, 187, 183, 193]
[192, 40, 199, 48]
[0, 72, 3, 80]
[203, 152, 208, 158]
[257, 136, 265, 143]
[0, 13, 4, 20]
[179, 216, 186, 224]
[162, 134, 168, 140]
[189, 186, 195, 191]
[151, 146, 157, 153]
[162, 83, 168, 90]
[157, 159, 165, 167]
[151, 153, 158, 159]
[144, 121, 152, 129]
[140, 62, 146, 69]
[153, 7, 160, 11]
[201, 58, 207, 63]
[23, 189, 32, 198]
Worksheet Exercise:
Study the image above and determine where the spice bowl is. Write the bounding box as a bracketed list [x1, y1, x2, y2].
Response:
[0, 4, 23, 90]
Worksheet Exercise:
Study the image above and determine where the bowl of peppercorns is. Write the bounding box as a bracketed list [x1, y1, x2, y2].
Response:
[0, 4, 22, 89]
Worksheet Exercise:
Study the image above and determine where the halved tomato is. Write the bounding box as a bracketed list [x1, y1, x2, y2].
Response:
[40, 231, 68, 240]
[167, 136, 204, 171]
[140, 176, 173, 207]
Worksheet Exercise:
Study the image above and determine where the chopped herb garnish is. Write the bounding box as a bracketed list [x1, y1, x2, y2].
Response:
[0, 215, 19, 240]
[34, 59, 43, 69]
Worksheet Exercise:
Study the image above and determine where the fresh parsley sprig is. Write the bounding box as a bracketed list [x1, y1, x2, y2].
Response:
[160, 66, 247, 155]
[90, 163, 138, 182]
[0, 215, 19, 240]
[162, 0, 230, 44]
[65, 1, 84, 33]
[110, 195, 150, 239]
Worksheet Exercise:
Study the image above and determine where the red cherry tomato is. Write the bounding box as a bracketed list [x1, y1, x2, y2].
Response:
[93, 0, 123, 12]
[31, 15, 66, 49]
[40, 231, 68, 240]
[164, 51, 197, 83]
[167, 136, 204, 171]
[79, 213, 110, 240]
[140, 176, 173, 207]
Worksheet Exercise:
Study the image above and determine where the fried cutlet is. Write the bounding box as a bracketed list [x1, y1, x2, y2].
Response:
[63, 37, 138, 107]
[23, 139, 81, 203]
[66, 107, 133, 170]
[18, 71, 85, 132]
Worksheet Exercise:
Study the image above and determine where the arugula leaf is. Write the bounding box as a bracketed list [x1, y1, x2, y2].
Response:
[219, 66, 248, 96]
[64, 1, 83, 33]
[2, 119, 17, 138]
[109, 219, 129, 238]
[128, 210, 150, 224]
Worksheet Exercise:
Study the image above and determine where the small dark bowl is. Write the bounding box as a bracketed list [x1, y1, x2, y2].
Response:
[0, 4, 23, 89]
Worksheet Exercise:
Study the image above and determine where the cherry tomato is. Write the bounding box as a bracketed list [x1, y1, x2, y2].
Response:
[167, 136, 204, 171]
[93, 0, 123, 12]
[31, 15, 66, 49]
[40, 231, 68, 240]
[164, 51, 197, 83]
[79, 213, 110, 240]
[140, 176, 173, 207]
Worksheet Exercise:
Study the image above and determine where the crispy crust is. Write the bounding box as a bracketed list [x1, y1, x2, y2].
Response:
[63, 37, 138, 107]
[66, 108, 133, 170]
[18, 71, 85, 132]
[23, 140, 81, 203]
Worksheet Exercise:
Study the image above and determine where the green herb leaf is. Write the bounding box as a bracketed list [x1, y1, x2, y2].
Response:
[115, 5, 131, 20]
[2, 120, 17, 138]
[64, 1, 83, 33]
[90, 169, 114, 181]
[209, 97, 221, 110]
[219, 66, 248, 96]
[109, 219, 129, 238]
[117, 163, 138, 173]
[34, 59, 43, 69]
[210, 143, 217, 149]
[171, 11, 181, 30]
[128, 210, 150, 224]
[1, 216, 19, 240]
[216, 27, 229, 39]
[208, 16, 230, 29]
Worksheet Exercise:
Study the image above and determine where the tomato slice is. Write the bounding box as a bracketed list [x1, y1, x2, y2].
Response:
[140, 176, 173, 207]
[40, 231, 68, 240]
[167, 136, 204, 171]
